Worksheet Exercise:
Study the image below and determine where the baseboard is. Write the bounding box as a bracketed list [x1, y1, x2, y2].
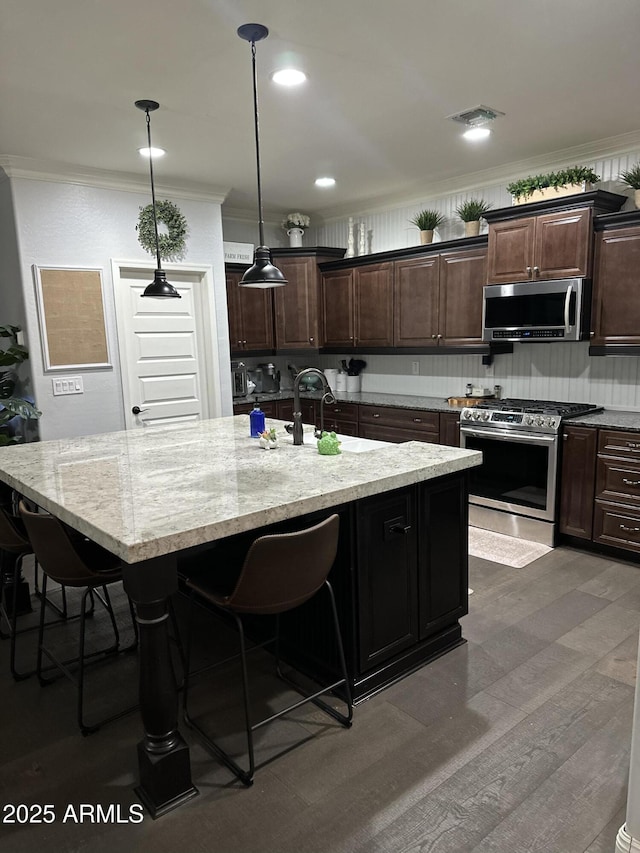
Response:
[616, 823, 640, 852]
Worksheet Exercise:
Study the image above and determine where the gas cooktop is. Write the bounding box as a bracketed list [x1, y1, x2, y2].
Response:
[474, 398, 602, 417]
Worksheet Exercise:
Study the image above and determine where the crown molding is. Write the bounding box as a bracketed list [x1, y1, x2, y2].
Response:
[316, 128, 640, 222]
[0, 155, 230, 205]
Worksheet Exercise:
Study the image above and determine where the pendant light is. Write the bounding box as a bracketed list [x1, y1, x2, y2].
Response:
[135, 99, 181, 299]
[237, 24, 287, 289]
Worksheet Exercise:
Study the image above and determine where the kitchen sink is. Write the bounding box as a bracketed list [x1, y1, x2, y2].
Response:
[337, 435, 389, 453]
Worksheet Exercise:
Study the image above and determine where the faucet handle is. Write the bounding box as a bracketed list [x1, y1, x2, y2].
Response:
[284, 423, 294, 434]
[314, 428, 323, 440]
[322, 391, 336, 405]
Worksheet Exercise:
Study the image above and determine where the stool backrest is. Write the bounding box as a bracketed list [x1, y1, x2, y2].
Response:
[228, 514, 340, 615]
[18, 501, 104, 586]
[0, 505, 31, 553]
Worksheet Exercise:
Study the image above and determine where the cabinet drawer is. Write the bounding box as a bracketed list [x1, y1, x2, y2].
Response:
[359, 423, 439, 444]
[598, 430, 640, 459]
[233, 401, 277, 417]
[326, 419, 358, 437]
[323, 402, 359, 423]
[594, 500, 640, 553]
[359, 405, 439, 433]
[596, 456, 640, 504]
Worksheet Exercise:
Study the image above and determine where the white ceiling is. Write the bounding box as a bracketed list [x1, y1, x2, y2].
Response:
[2, 0, 640, 220]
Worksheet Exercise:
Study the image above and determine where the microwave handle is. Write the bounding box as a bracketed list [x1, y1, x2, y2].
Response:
[564, 283, 573, 334]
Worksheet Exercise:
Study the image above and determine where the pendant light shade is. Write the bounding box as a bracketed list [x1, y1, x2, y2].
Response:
[237, 24, 287, 289]
[135, 99, 181, 299]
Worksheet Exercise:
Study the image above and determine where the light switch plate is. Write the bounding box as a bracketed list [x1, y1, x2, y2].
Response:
[52, 376, 83, 396]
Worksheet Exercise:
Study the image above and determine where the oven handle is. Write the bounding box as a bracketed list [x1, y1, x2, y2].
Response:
[564, 283, 573, 334]
[461, 427, 557, 446]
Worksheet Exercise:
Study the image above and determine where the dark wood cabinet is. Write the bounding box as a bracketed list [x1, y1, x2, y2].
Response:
[322, 401, 359, 436]
[439, 412, 461, 447]
[594, 429, 640, 553]
[273, 256, 321, 350]
[486, 208, 592, 284]
[226, 269, 274, 353]
[592, 224, 640, 347]
[559, 425, 597, 539]
[232, 400, 277, 417]
[393, 248, 487, 348]
[322, 263, 393, 349]
[359, 405, 439, 443]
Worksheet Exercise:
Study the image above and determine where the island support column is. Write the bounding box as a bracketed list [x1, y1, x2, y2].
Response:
[617, 630, 640, 852]
[123, 555, 198, 817]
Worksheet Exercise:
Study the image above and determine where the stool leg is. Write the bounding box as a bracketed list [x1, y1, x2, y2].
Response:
[78, 587, 98, 735]
[325, 580, 353, 725]
[36, 573, 49, 684]
[9, 554, 34, 681]
[101, 585, 121, 650]
[234, 612, 255, 786]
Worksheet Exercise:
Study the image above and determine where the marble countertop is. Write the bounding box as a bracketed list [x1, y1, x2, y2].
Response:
[564, 410, 640, 431]
[0, 416, 481, 564]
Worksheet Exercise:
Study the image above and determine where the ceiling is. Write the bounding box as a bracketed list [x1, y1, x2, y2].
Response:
[2, 0, 640, 220]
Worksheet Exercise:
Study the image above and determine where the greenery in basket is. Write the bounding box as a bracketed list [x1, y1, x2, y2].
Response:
[506, 166, 600, 201]
[619, 163, 640, 190]
[409, 209, 445, 231]
[455, 198, 492, 222]
[0, 325, 41, 446]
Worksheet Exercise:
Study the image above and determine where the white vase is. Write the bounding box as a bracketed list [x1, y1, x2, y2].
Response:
[287, 227, 304, 248]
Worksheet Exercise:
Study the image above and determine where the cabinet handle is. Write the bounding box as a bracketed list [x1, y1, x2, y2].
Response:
[243, 340, 247, 345]
[431, 334, 437, 340]
[333, 408, 342, 413]
[349, 336, 354, 341]
[437, 334, 442, 339]
[626, 443, 640, 450]
[533, 266, 540, 275]
[526, 266, 532, 276]
[309, 337, 314, 343]
[237, 340, 242, 346]
[390, 524, 412, 535]
[373, 413, 380, 418]
[622, 479, 640, 487]
[619, 524, 640, 534]
[413, 418, 422, 423]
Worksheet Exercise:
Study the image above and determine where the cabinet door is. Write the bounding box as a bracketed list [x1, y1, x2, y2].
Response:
[393, 256, 439, 347]
[276, 399, 295, 421]
[239, 287, 274, 350]
[534, 208, 591, 279]
[438, 248, 487, 346]
[356, 488, 418, 672]
[273, 257, 319, 350]
[558, 425, 597, 539]
[592, 226, 640, 346]
[486, 218, 536, 283]
[354, 263, 393, 347]
[226, 272, 244, 351]
[439, 412, 461, 447]
[322, 270, 354, 347]
[418, 474, 468, 639]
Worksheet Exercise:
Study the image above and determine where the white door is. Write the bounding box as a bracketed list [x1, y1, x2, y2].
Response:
[113, 261, 218, 429]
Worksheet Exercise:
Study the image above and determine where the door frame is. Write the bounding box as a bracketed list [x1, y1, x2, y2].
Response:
[111, 259, 221, 428]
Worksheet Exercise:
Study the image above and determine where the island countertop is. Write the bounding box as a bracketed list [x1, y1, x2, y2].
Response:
[0, 416, 481, 564]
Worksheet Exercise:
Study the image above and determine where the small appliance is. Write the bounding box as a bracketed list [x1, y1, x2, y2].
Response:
[248, 363, 281, 394]
[231, 361, 248, 398]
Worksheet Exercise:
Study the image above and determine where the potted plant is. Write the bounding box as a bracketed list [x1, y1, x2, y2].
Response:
[455, 198, 492, 237]
[619, 163, 640, 209]
[282, 212, 310, 248]
[0, 325, 41, 446]
[507, 166, 600, 205]
[409, 209, 445, 244]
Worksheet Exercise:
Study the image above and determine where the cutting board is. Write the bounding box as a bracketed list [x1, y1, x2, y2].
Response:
[447, 396, 495, 407]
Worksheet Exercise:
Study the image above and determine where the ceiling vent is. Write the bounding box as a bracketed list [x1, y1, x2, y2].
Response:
[447, 105, 505, 127]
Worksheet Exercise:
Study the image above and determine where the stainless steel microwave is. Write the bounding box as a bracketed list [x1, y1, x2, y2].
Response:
[482, 278, 592, 342]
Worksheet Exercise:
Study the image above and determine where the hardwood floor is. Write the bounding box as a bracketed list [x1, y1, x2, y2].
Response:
[1, 545, 638, 853]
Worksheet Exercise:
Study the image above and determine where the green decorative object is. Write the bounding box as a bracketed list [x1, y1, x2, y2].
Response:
[506, 166, 600, 202]
[0, 324, 41, 446]
[317, 431, 342, 455]
[409, 209, 445, 231]
[137, 199, 188, 261]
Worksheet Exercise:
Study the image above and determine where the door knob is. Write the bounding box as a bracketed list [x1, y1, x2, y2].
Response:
[132, 406, 149, 415]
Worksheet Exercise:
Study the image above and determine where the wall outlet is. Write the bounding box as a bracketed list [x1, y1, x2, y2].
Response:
[411, 361, 420, 375]
[484, 361, 495, 378]
[52, 376, 83, 396]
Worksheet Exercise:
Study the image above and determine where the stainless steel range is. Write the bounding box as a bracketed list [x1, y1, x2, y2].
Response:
[459, 398, 602, 546]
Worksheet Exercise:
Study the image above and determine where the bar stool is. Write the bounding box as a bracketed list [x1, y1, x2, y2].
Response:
[19, 501, 139, 735]
[182, 513, 352, 786]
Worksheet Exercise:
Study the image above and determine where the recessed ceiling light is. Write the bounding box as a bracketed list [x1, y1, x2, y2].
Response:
[315, 177, 336, 187]
[463, 127, 491, 141]
[138, 146, 166, 158]
[271, 68, 307, 86]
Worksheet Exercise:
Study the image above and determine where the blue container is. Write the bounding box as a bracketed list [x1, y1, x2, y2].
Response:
[249, 405, 265, 438]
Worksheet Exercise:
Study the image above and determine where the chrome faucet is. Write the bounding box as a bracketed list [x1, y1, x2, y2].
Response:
[289, 368, 334, 445]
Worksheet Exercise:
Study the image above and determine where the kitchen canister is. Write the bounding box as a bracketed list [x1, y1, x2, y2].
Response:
[324, 368, 338, 390]
[335, 372, 347, 392]
[346, 374, 361, 393]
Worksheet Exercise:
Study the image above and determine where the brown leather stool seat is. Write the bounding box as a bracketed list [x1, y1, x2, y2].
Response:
[182, 513, 352, 786]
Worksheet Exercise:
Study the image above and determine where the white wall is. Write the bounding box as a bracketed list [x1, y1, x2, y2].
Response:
[9, 176, 231, 440]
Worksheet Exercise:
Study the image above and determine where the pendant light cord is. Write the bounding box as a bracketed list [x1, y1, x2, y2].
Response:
[144, 108, 162, 270]
[250, 40, 265, 248]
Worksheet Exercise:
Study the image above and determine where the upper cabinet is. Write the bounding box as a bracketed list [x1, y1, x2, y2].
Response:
[226, 267, 274, 353]
[484, 190, 626, 285]
[272, 248, 345, 351]
[591, 211, 640, 350]
[323, 262, 394, 348]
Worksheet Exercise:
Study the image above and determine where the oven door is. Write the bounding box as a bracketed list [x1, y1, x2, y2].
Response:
[460, 426, 559, 522]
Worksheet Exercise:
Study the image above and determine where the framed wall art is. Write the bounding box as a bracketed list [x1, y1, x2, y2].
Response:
[32, 266, 112, 371]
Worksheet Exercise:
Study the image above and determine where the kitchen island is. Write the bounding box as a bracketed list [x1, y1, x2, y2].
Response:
[0, 416, 481, 817]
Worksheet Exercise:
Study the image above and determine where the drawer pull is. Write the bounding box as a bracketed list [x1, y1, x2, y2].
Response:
[390, 524, 412, 535]
[619, 524, 640, 534]
[373, 413, 380, 418]
[626, 443, 640, 449]
[622, 478, 640, 487]
[413, 418, 422, 423]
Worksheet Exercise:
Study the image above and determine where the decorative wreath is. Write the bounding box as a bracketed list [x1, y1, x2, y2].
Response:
[137, 200, 188, 261]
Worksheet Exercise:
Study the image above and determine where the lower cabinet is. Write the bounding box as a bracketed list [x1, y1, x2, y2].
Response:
[322, 401, 359, 436]
[232, 400, 278, 417]
[359, 404, 439, 443]
[439, 411, 461, 447]
[559, 425, 597, 539]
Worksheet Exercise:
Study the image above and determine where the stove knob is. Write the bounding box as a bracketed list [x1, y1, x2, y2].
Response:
[536, 417, 545, 426]
[482, 411, 491, 421]
[525, 415, 534, 425]
[472, 410, 481, 420]
[462, 410, 472, 420]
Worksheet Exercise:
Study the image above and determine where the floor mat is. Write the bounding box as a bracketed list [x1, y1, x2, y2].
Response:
[468, 526, 552, 568]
